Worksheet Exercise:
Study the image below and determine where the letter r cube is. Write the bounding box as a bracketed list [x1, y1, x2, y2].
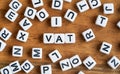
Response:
[82, 29, 95, 42]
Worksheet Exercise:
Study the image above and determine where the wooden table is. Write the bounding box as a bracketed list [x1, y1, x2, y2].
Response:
[0, 0, 120, 74]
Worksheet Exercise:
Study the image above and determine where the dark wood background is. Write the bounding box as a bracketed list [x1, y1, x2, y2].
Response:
[0, 0, 120, 74]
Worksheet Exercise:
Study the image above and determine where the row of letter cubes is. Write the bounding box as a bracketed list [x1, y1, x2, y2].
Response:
[5, 0, 114, 24]
[0, 28, 114, 52]
[1, 51, 120, 74]
[43, 33, 75, 44]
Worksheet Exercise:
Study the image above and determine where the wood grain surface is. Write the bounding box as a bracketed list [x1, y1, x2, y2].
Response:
[0, 0, 120, 74]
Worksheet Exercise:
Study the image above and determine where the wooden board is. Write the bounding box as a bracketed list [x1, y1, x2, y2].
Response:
[0, 0, 120, 74]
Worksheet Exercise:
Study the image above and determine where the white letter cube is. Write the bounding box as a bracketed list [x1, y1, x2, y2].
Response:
[60, 58, 72, 71]
[88, 0, 101, 9]
[9, 61, 21, 73]
[0, 39, 6, 52]
[104, 3, 114, 14]
[70, 55, 82, 68]
[19, 17, 32, 31]
[9, 0, 22, 12]
[0, 28, 12, 41]
[16, 30, 29, 42]
[5, 9, 18, 22]
[43, 33, 54, 44]
[82, 29, 95, 42]
[21, 60, 34, 73]
[32, 48, 42, 59]
[49, 49, 62, 63]
[0, 66, 13, 74]
[31, 0, 44, 8]
[117, 21, 120, 29]
[52, 0, 63, 10]
[100, 42, 112, 55]
[64, 0, 72, 2]
[41, 65, 52, 74]
[78, 71, 84, 74]
[76, 0, 89, 12]
[51, 16, 62, 27]
[36, 8, 49, 22]
[12, 46, 23, 57]
[65, 33, 76, 43]
[64, 9, 77, 22]
[24, 7, 37, 19]
[54, 34, 65, 44]
[95, 15, 108, 27]
[83, 56, 96, 70]
[107, 56, 120, 69]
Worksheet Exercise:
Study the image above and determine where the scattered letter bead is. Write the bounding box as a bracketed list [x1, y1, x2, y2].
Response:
[41, 65, 52, 74]
[82, 29, 95, 42]
[76, 0, 89, 12]
[52, 0, 63, 10]
[104, 3, 114, 14]
[9, 0, 22, 12]
[31, 0, 44, 8]
[0, 66, 13, 74]
[65, 33, 76, 43]
[83, 56, 96, 70]
[51, 16, 62, 27]
[0, 28, 12, 41]
[19, 17, 32, 31]
[60, 58, 72, 71]
[21, 60, 34, 73]
[43, 33, 54, 44]
[5, 9, 18, 22]
[78, 71, 84, 74]
[64, 0, 72, 3]
[49, 49, 62, 63]
[16, 30, 29, 42]
[70, 55, 82, 68]
[24, 7, 37, 19]
[95, 15, 108, 27]
[107, 56, 120, 69]
[0, 39, 6, 52]
[32, 48, 42, 59]
[117, 21, 120, 28]
[54, 34, 65, 44]
[64, 9, 77, 22]
[9, 61, 21, 73]
[88, 0, 101, 9]
[36, 8, 49, 22]
[12, 46, 23, 57]
[100, 42, 112, 55]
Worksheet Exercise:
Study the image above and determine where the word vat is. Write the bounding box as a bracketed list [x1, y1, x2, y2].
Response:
[43, 33, 76, 44]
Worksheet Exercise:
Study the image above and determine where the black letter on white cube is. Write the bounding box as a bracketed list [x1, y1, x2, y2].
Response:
[32, 48, 42, 59]
[21, 60, 34, 73]
[36, 8, 49, 22]
[16, 30, 29, 42]
[24, 7, 37, 19]
[12, 46, 23, 57]
[83, 56, 96, 70]
[9, 0, 22, 11]
[52, 0, 63, 10]
[0, 28, 12, 41]
[82, 29, 95, 42]
[64, 9, 77, 22]
[41, 65, 52, 74]
[9, 61, 21, 73]
[31, 0, 43, 8]
[60, 59, 72, 71]
[107, 56, 120, 69]
[5, 9, 18, 22]
[0, 66, 13, 74]
[0, 40, 6, 52]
